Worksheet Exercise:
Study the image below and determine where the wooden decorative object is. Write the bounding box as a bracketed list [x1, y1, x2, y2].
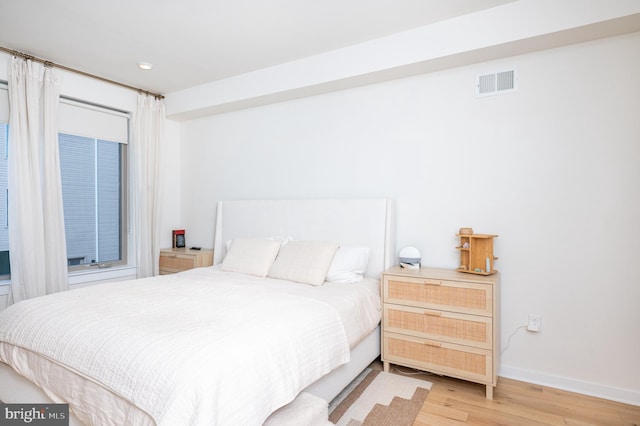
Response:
[456, 233, 498, 275]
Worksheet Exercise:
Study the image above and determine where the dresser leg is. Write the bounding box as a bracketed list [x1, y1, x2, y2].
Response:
[486, 384, 494, 400]
[383, 361, 390, 372]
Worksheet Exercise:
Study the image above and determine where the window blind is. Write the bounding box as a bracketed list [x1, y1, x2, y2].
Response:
[0, 88, 128, 143]
[0, 86, 7, 123]
[59, 99, 129, 144]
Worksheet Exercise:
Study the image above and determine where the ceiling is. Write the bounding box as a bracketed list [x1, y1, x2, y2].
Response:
[0, 0, 515, 95]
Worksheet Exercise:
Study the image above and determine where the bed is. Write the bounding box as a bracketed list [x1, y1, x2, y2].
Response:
[0, 198, 395, 425]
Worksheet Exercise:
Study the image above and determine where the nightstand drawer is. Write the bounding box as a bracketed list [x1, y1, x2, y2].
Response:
[159, 248, 214, 274]
[383, 332, 492, 384]
[383, 275, 492, 316]
[160, 253, 197, 272]
[383, 303, 492, 349]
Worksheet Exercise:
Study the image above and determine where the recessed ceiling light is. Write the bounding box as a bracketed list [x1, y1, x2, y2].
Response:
[137, 61, 153, 70]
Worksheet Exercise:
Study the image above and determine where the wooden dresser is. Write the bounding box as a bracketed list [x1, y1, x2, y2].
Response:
[159, 248, 214, 274]
[381, 266, 500, 399]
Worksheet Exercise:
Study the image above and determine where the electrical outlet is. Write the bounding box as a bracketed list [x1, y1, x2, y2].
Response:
[527, 314, 541, 332]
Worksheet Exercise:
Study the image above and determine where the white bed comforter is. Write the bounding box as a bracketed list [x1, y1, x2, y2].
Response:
[0, 269, 357, 425]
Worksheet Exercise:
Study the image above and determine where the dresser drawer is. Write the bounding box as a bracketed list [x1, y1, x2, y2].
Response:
[383, 275, 493, 316]
[383, 303, 492, 349]
[383, 332, 493, 384]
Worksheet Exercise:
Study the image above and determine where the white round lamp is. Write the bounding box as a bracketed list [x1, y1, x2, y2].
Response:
[398, 246, 421, 269]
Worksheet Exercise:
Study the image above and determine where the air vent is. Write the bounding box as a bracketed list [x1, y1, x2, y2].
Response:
[476, 69, 516, 97]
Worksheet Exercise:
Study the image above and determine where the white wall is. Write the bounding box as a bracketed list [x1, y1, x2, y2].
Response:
[166, 0, 640, 119]
[178, 33, 640, 404]
[160, 119, 183, 248]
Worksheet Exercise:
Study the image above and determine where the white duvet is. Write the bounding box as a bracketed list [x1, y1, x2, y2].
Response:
[0, 268, 380, 425]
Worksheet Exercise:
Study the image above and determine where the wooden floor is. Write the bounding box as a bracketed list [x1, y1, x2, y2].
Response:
[379, 363, 640, 426]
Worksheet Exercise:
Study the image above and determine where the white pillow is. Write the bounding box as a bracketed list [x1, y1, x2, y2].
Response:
[220, 238, 281, 277]
[225, 235, 293, 251]
[326, 246, 370, 283]
[265, 235, 294, 246]
[268, 241, 339, 286]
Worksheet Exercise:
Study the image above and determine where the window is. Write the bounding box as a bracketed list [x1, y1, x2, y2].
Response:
[0, 123, 8, 276]
[59, 134, 125, 267]
[58, 99, 129, 270]
[0, 89, 129, 275]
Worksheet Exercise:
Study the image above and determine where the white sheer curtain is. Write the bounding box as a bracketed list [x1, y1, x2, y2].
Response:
[132, 94, 165, 278]
[7, 57, 68, 304]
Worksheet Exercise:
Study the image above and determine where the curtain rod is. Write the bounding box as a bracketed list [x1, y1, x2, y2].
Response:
[0, 45, 164, 100]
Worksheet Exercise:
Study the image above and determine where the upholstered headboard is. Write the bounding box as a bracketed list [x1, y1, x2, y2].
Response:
[213, 199, 395, 279]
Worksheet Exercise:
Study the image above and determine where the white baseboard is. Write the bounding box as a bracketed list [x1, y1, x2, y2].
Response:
[499, 364, 640, 407]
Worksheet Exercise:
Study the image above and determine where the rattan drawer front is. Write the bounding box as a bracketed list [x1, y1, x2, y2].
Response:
[383, 304, 492, 349]
[383, 332, 492, 384]
[384, 276, 492, 316]
[159, 254, 196, 273]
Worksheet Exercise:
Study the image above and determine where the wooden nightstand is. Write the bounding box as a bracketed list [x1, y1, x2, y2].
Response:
[159, 248, 214, 274]
[381, 266, 500, 399]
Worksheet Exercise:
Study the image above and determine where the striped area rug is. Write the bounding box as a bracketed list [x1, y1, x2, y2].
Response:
[328, 368, 432, 426]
